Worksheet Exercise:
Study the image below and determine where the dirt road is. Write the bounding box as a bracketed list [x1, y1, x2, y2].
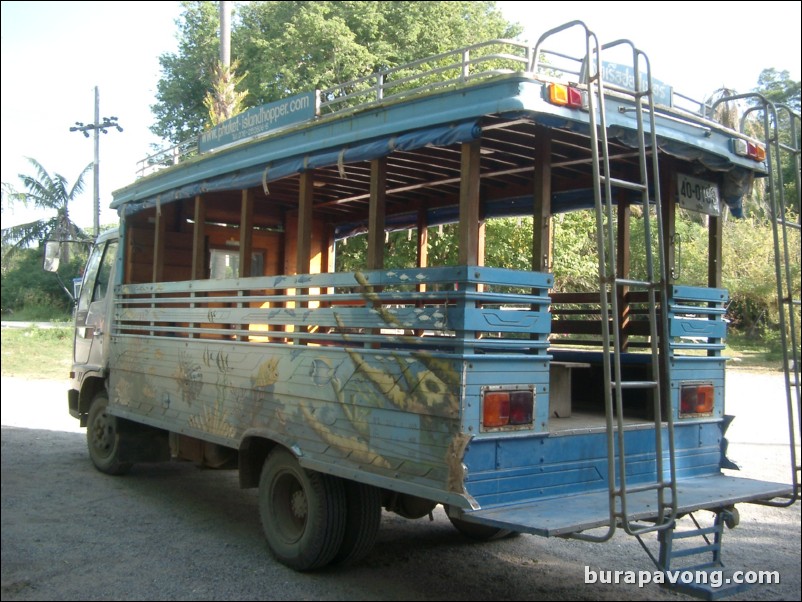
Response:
[1, 371, 799, 601]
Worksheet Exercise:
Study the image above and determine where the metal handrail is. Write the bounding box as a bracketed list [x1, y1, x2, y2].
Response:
[135, 31, 729, 178]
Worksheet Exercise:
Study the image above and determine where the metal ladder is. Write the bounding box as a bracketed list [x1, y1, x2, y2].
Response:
[642, 509, 748, 600]
[710, 93, 801, 504]
[532, 22, 677, 542]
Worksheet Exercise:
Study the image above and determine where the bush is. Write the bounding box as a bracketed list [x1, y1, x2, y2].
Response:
[1, 246, 85, 317]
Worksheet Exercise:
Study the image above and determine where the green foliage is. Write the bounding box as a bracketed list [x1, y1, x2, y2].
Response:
[1, 158, 92, 267]
[152, 1, 521, 144]
[551, 212, 599, 292]
[748, 68, 801, 215]
[485, 218, 532, 271]
[334, 224, 459, 272]
[754, 68, 801, 113]
[722, 215, 800, 341]
[151, 1, 220, 143]
[1, 246, 86, 316]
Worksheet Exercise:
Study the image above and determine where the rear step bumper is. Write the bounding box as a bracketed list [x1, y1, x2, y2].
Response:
[459, 475, 792, 537]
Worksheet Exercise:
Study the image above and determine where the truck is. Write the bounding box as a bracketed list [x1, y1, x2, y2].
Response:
[50, 22, 800, 598]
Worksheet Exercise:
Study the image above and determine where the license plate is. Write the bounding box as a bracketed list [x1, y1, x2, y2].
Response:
[678, 174, 720, 216]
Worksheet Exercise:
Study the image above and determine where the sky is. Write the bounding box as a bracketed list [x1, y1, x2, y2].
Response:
[1, 1, 800, 231]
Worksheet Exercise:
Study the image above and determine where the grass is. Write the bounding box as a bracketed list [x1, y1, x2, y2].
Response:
[1, 325, 74, 380]
[2, 307, 73, 323]
[724, 332, 787, 372]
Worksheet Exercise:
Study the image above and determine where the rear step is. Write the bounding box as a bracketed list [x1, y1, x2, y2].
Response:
[637, 510, 749, 600]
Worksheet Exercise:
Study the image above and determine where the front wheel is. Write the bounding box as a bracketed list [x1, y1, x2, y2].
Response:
[258, 449, 346, 571]
[86, 391, 132, 475]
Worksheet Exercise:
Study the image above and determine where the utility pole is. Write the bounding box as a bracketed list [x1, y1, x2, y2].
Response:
[70, 86, 122, 238]
[220, 1, 231, 68]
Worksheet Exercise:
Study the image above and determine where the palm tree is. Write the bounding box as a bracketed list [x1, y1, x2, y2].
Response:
[1, 158, 93, 266]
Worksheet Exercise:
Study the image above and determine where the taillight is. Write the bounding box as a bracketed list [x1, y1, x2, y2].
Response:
[482, 387, 535, 430]
[510, 391, 534, 424]
[680, 383, 715, 416]
[546, 83, 586, 110]
[483, 392, 510, 428]
[732, 138, 766, 162]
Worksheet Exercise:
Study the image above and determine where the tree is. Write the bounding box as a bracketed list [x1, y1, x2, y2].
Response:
[754, 68, 801, 113]
[0, 246, 86, 316]
[152, 1, 521, 144]
[204, 59, 249, 126]
[1, 158, 92, 267]
[151, 1, 220, 143]
[753, 69, 801, 215]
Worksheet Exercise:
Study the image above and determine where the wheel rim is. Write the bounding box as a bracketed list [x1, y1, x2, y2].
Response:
[270, 469, 308, 544]
[90, 409, 115, 460]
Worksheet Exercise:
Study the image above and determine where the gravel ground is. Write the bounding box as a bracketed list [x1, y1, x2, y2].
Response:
[1, 371, 800, 601]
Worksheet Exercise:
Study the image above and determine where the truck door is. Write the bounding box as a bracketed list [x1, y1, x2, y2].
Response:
[74, 239, 118, 366]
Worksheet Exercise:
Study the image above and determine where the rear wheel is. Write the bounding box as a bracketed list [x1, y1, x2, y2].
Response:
[258, 449, 346, 571]
[86, 391, 132, 476]
[332, 481, 381, 565]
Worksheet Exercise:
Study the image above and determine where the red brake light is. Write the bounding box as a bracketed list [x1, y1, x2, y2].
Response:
[748, 142, 766, 162]
[680, 383, 715, 416]
[510, 391, 534, 425]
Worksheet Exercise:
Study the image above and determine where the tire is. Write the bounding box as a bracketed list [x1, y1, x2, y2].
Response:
[447, 509, 513, 541]
[258, 449, 346, 571]
[332, 481, 381, 565]
[86, 391, 132, 476]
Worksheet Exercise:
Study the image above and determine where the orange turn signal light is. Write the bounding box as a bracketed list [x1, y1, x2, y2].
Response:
[680, 383, 715, 416]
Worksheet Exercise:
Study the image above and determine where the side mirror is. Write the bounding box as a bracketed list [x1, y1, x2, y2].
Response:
[43, 240, 61, 272]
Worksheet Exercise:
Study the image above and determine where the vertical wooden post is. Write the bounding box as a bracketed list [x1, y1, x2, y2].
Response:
[295, 172, 314, 344]
[240, 189, 254, 277]
[659, 163, 676, 403]
[152, 204, 166, 282]
[416, 208, 429, 270]
[191, 195, 206, 280]
[458, 139, 481, 350]
[416, 209, 429, 299]
[459, 140, 481, 266]
[532, 131, 552, 273]
[297, 172, 314, 275]
[237, 189, 255, 341]
[367, 158, 387, 270]
[708, 214, 723, 289]
[190, 196, 206, 338]
[707, 212, 723, 357]
[662, 165, 677, 285]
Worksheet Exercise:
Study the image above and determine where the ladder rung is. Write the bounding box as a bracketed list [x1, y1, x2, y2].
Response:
[668, 561, 722, 573]
[672, 525, 720, 539]
[611, 380, 659, 389]
[777, 219, 801, 231]
[602, 176, 648, 192]
[670, 544, 721, 560]
[615, 277, 655, 288]
[620, 481, 668, 495]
